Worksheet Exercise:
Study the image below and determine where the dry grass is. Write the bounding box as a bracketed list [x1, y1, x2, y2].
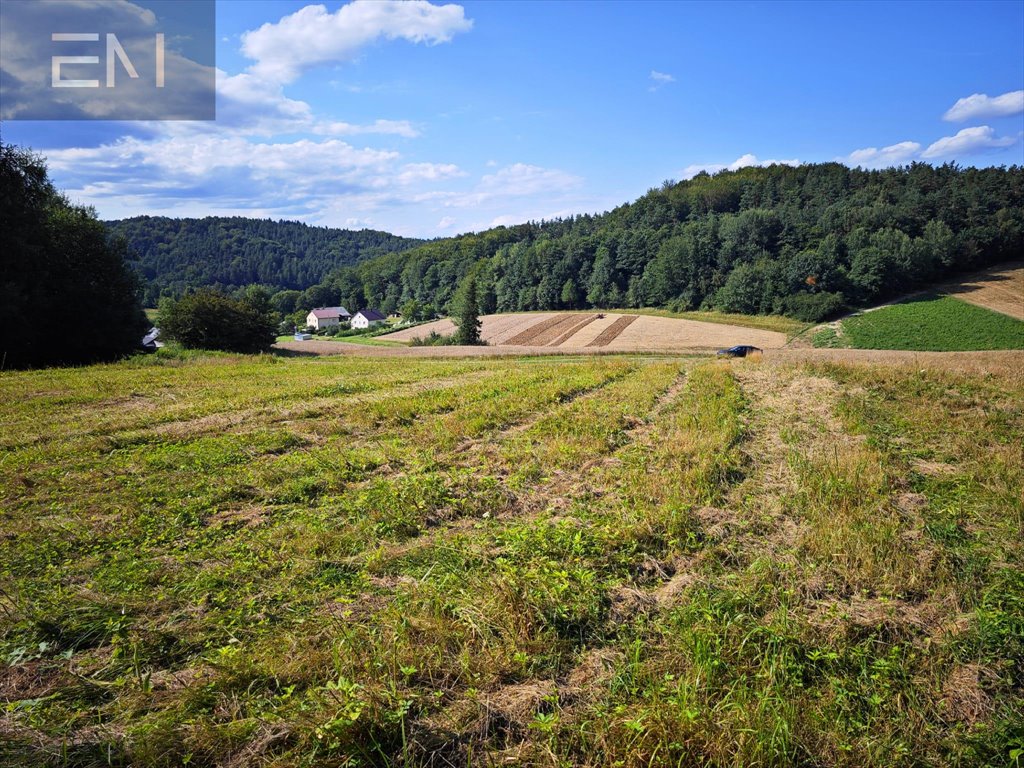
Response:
[0, 350, 1021, 767]
[940, 261, 1024, 320]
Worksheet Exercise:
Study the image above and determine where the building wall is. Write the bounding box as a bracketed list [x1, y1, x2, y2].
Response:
[352, 315, 382, 329]
[307, 314, 340, 330]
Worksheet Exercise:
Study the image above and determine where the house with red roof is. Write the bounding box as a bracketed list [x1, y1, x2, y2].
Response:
[305, 306, 350, 330]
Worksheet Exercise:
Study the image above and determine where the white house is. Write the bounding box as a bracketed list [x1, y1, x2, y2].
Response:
[351, 308, 386, 329]
[306, 306, 350, 330]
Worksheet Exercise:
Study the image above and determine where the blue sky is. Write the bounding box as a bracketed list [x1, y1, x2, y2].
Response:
[3, 0, 1023, 237]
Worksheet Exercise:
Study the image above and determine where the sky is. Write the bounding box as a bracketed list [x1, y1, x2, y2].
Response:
[2, 0, 1023, 237]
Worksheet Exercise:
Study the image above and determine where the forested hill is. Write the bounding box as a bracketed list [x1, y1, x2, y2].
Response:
[105, 216, 424, 305]
[310, 162, 1022, 322]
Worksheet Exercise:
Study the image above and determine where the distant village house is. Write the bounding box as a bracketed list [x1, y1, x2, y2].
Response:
[306, 306, 350, 330]
[351, 309, 386, 329]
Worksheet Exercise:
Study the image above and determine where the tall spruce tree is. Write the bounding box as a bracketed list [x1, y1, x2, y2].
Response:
[452, 272, 483, 345]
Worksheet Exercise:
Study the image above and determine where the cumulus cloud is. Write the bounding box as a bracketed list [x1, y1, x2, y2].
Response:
[681, 153, 800, 179]
[943, 90, 1024, 122]
[920, 125, 1019, 159]
[839, 141, 921, 169]
[436, 216, 456, 229]
[241, 0, 472, 83]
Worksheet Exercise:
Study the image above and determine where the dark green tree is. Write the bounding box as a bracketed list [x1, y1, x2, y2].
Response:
[452, 273, 483, 345]
[158, 289, 277, 353]
[400, 298, 422, 322]
[1, 141, 147, 369]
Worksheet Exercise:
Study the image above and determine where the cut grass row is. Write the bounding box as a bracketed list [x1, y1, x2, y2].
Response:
[0, 351, 1021, 767]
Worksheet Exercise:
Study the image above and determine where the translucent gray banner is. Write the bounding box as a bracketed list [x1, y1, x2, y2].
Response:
[0, 0, 215, 120]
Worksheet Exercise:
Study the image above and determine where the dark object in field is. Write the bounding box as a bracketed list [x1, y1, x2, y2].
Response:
[716, 345, 763, 358]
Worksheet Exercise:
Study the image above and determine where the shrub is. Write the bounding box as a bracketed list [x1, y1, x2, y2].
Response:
[780, 291, 846, 322]
[158, 289, 277, 353]
[409, 331, 459, 346]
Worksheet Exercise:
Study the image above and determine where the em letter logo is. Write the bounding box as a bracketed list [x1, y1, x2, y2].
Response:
[52, 32, 165, 88]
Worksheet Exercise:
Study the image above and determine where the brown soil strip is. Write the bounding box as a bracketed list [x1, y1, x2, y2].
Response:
[586, 315, 638, 347]
[548, 314, 599, 346]
[940, 261, 1023, 320]
[504, 314, 579, 346]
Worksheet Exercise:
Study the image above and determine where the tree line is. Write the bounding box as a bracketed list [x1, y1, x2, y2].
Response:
[1, 141, 148, 369]
[297, 162, 1022, 322]
[105, 216, 424, 307]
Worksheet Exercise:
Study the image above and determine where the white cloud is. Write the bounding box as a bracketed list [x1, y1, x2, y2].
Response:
[839, 141, 921, 169]
[241, 0, 473, 83]
[921, 125, 1019, 159]
[943, 90, 1024, 122]
[314, 119, 421, 138]
[437, 216, 456, 229]
[397, 162, 466, 183]
[648, 70, 675, 92]
[477, 162, 581, 196]
[681, 153, 800, 179]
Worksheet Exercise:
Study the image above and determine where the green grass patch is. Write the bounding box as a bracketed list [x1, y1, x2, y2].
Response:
[830, 295, 1024, 351]
[1, 352, 1020, 767]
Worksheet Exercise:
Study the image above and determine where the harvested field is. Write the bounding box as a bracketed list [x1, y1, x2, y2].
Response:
[376, 311, 788, 352]
[503, 313, 586, 346]
[941, 261, 1023, 320]
[547, 313, 599, 345]
[586, 314, 638, 346]
[2, 351, 1020, 767]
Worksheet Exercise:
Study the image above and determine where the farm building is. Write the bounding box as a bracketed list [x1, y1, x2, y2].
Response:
[351, 309, 386, 329]
[306, 307, 350, 330]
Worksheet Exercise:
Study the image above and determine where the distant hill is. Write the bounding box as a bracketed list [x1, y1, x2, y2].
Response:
[105, 216, 424, 305]
[310, 162, 1023, 322]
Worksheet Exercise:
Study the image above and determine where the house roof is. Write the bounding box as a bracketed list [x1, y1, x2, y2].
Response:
[309, 306, 350, 319]
[354, 309, 385, 321]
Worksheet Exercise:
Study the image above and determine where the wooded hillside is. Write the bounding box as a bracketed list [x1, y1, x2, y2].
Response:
[105, 216, 424, 306]
[319, 162, 1023, 321]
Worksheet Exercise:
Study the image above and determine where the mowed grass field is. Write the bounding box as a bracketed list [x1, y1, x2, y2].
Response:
[814, 295, 1024, 351]
[1, 352, 1022, 767]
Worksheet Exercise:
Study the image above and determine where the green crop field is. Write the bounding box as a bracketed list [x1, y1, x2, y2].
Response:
[815, 295, 1024, 351]
[1, 352, 1021, 767]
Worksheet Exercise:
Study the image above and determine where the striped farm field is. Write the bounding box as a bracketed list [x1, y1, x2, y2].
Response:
[377, 310, 787, 351]
[1, 350, 1021, 766]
